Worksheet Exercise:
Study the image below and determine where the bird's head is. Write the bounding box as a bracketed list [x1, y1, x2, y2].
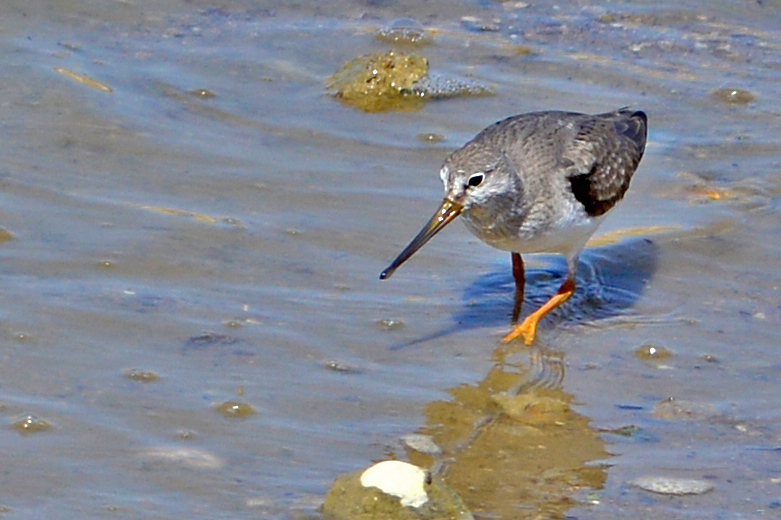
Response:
[439, 145, 518, 213]
[380, 145, 518, 280]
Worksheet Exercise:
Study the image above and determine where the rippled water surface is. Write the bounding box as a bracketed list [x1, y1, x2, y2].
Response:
[1, 0, 780, 518]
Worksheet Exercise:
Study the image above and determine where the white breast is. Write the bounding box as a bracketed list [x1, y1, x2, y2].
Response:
[463, 214, 605, 258]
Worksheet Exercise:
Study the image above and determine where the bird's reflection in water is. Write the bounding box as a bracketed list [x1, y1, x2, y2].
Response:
[383, 237, 660, 516]
[406, 344, 609, 520]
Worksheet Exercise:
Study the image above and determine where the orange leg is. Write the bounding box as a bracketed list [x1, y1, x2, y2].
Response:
[502, 278, 576, 345]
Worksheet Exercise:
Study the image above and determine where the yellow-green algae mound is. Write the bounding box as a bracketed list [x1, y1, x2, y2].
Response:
[327, 51, 429, 112]
[323, 460, 473, 520]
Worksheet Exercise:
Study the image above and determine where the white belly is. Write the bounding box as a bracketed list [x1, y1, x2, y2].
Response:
[465, 215, 605, 258]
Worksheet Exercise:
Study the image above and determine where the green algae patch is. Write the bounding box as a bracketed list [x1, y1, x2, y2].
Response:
[327, 51, 428, 112]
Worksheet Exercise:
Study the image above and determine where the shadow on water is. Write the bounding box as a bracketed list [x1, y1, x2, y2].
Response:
[391, 236, 660, 349]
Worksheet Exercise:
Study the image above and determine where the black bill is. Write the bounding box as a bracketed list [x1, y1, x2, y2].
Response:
[380, 198, 464, 280]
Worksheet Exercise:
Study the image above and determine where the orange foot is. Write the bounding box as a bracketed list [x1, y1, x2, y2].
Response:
[502, 314, 539, 345]
[501, 280, 576, 345]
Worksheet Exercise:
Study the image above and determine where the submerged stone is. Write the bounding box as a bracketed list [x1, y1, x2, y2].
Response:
[323, 360, 363, 374]
[631, 476, 714, 495]
[635, 344, 675, 362]
[417, 133, 446, 143]
[327, 51, 428, 112]
[12, 415, 52, 435]
[712, 88, 757, 105]
[328, 51, 494, 112]
[215, 401, 256, 419]
[377, 318, 405, 331]
[189, 88, 217, 99]
[460, 16, 500, 32]
[125, 369, 160, 383]
[402, 434, 442, 455]
[652, 398, 717, 421]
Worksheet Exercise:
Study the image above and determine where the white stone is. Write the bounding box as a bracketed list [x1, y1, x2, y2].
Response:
[360, 460, 429, 508]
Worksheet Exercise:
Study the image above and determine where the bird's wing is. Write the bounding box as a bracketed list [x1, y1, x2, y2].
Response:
[561, 110, 647, 217]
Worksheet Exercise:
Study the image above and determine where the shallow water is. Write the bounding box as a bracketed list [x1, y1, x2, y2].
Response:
[1, 0, 780, 518]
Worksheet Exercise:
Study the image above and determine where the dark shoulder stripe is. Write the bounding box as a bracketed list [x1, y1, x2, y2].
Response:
[569, 166, 616, 217]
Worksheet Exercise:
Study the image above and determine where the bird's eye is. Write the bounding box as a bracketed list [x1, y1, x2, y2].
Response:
[467, 173, 484, 188]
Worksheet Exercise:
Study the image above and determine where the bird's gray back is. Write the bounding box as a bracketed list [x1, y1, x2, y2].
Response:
[470, 109, 647, 217]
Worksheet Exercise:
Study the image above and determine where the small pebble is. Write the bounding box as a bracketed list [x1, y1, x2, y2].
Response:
[186, 332, 239, 348]
[323, 360, 362, 374]
[124, 369, 160, 383]
[58, 41, 82, 51]
[376, 318, 405, 331]
[215, 401, 256, 419]
[223, 319, 243, 328]
[635, 343, 674, 361]
[631, 476, 714, 495]
[712, 88, 756, 105]
[401, 433, 442, 455]
[12, 415, 52, 435]
[461, 16, 500, 32]
[189, 88, 216, 99]
[652, 398, 716, 421]
[602, 425, 640, 437]
[513, 45, 535, 55]
[417, 133, 446, 143]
